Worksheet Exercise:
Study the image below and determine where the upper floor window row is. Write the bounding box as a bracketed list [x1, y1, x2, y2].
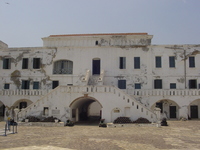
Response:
[53, 60, 73, 74]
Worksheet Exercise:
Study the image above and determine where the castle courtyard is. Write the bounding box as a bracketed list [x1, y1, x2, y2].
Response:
[0, 121, 199, 150]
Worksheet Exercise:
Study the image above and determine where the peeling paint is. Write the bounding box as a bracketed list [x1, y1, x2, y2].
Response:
[177, 78, 185, 83]
[10, 70, 21, 89]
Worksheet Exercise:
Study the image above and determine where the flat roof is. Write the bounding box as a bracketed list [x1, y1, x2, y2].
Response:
[49, 33, 148, 37]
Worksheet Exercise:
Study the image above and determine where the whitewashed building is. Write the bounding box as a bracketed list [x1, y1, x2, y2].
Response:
[0, 33, 200, 123]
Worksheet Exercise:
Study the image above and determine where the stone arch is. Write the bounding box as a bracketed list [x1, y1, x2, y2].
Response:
[12, 99, 33, 109]
[188, 99, 200, 119]
[69, 96, 103, 122]
[151, 99, 180, 119]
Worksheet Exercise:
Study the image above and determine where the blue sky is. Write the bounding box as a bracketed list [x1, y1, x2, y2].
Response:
[0, 0, 200, 47]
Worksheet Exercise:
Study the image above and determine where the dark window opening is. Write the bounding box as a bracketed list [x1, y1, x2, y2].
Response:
[92, 59, 100, 75]
[3, 58, 11, 69]
[119, 57, 126, 69]
[155, 56, 161, 68]
[118, 80, 126, 89]
[22, 58, 29, 69]
[52, 81, 59, 89]
[170, 83, 176, 89]
[169, 56, 175, 68]
[189, 56, 195, 68]
[189, 80, 197, 89]
[134, 57, 140, 69]
[33, 58, 40, 69]
[20, 102, 27, 109]
[43, 107, 49, 115]
[95, 41, 98, 45]
[4, 84, 10, 89]
[21, 80, 30, 89]
[156, 102, 163, 113]
[135, 83, 141, 89]
[33, 82, 40, 89]
[154, 79, 162, 89]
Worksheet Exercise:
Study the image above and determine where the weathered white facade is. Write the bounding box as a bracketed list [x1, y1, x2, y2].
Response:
[0, 33, 200, 123]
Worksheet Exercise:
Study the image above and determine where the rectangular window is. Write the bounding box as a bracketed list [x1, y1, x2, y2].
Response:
[169, 56, 175, 68]
[170, 83, 176, 89]
[33, 82, 40, 89]
[118, 80, 126, 89]
[52, 81, 59, 89]
[189, 56, 195, 68]
[189, 80, 197, 89]
[119, 57, 126, 69]
[134, 57, 140, 69]
[154, 79, 162, 89]
[33, 58, 40, 69]
[155, 56, 161, 68]
[135, 83, 141, 89]
[3, 58, 11, 69]
[21, 80, 30, 89]
[22, 58, 29, 69]
[4, 84, 10, 89]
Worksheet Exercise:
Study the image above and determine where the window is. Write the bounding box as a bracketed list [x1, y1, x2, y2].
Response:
[20, 102, 27, 109]
[4, 84, 10, 89]
[154, 79, 162, 89]
[33, 58, 40, 69]
[134, 57, 140, 69]
[33, 82, 40, 89]
[52, 81, 59, 89]
[3, 58, 11, 69]
[135, 83, 141, 89]
[156, 102, 163, 113]
[21, 80, 30, 89]
[155, 56, 161, 68]
[118, 80, 126, 89]
[189, 56, 195, 68]
[189, 80, 197, 89]
[53, 60, 73, 74]
[169, 56, 175, 68]
[119, 57, 126, 69]
[95, 41, 98, 45]
[170, 83, 176, 89]
[22, 58, 29, 69]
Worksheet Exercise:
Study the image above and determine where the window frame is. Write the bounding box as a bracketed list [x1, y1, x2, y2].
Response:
[135, 83, 141, 89]
[155, 56, 162, 68]
[170, 83, 176, 89]
[3, 58, 11, 69]
[22, 58, 29, 69]
[118, 80, 126, 89]
[154, 79, 162, 89]
[33, 81, 40, 89]
[119, 57, 126, 69]
[4, 84, 10, 89]
[134, 57, 140, 69]
[169, 56, 175, 68]
[189, 56, 195, 68]
[33, 58, 41, 69]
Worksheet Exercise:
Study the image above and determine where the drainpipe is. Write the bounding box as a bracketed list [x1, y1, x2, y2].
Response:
[184, 50, 187, 89]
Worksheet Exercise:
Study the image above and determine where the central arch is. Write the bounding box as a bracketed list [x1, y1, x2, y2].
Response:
[69, 96, 103, 123]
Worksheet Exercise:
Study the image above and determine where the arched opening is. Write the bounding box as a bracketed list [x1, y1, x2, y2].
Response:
[0, 101, 5, 121]
[69, 96, 102, 124]
[151, 99, 180, 119]
[12, 99, 33, 110]
[189, 99, 200, 119]
[53, 60, 73, 74]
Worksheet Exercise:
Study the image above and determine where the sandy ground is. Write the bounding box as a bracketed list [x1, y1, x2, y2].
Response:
[0, 120, 200, 150]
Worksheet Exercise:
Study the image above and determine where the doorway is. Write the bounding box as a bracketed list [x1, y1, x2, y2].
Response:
[92, 59, 100, 75]
[190, 105, 198, 118]
[170, 106, 176, 118]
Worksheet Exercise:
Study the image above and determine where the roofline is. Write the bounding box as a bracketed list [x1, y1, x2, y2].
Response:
[49, 33, 148, 37]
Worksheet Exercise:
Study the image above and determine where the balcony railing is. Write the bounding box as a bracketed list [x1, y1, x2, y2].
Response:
[0, 89, 50, 96]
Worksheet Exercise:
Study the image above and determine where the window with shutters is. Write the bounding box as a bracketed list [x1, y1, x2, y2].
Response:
[170, 83, 176, 89]
[22, 58, 29, 69]
[53, 60, 73, 74]
[155, 56, 161, 68]
[135, 83, 141, 89]
[3, 58, 11, 69]
[33, 82, 40, 89]
[33, 58, 40, 69]
[154, 79, 162, 89]
[134, 57, 140, 69]
[4, 84, 10, 89]
[118, 80, 126, 89]
[189, 56, 195, 68]
[169, 56, 175, 68]
[21, 80, 30, 89]
[189, 80, 197, 89]
[119, 57, 126, 69]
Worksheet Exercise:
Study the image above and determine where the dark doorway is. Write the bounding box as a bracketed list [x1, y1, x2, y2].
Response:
[190, 105, 198, 118]
[0, 105, 5, 117]
[92, 59, 100, 75]
[170, 106, 176, 118]
[189, 80, 197, 89]
[156, 102, 163, 113]
[20, 102, 27, 109]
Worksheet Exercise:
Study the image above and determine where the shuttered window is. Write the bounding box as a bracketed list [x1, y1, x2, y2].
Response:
[134, 57, 140, 69]
[189, 56, 195, 68]
[118, 80, 126, 89]
[154, 79, 162, 89]
[155, 56, 161, 68]
[169, 56, 175, 68]
[119, 57, 126, 69]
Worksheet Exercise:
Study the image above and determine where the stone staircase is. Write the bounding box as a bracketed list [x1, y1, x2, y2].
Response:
[18, 85, 158, 123]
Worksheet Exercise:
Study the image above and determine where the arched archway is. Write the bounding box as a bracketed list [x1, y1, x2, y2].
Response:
[188, 99, 200, 119]
[12, 99, 33, 109]
[151, 99, 180, 119]
[69, 96, 102, 123]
